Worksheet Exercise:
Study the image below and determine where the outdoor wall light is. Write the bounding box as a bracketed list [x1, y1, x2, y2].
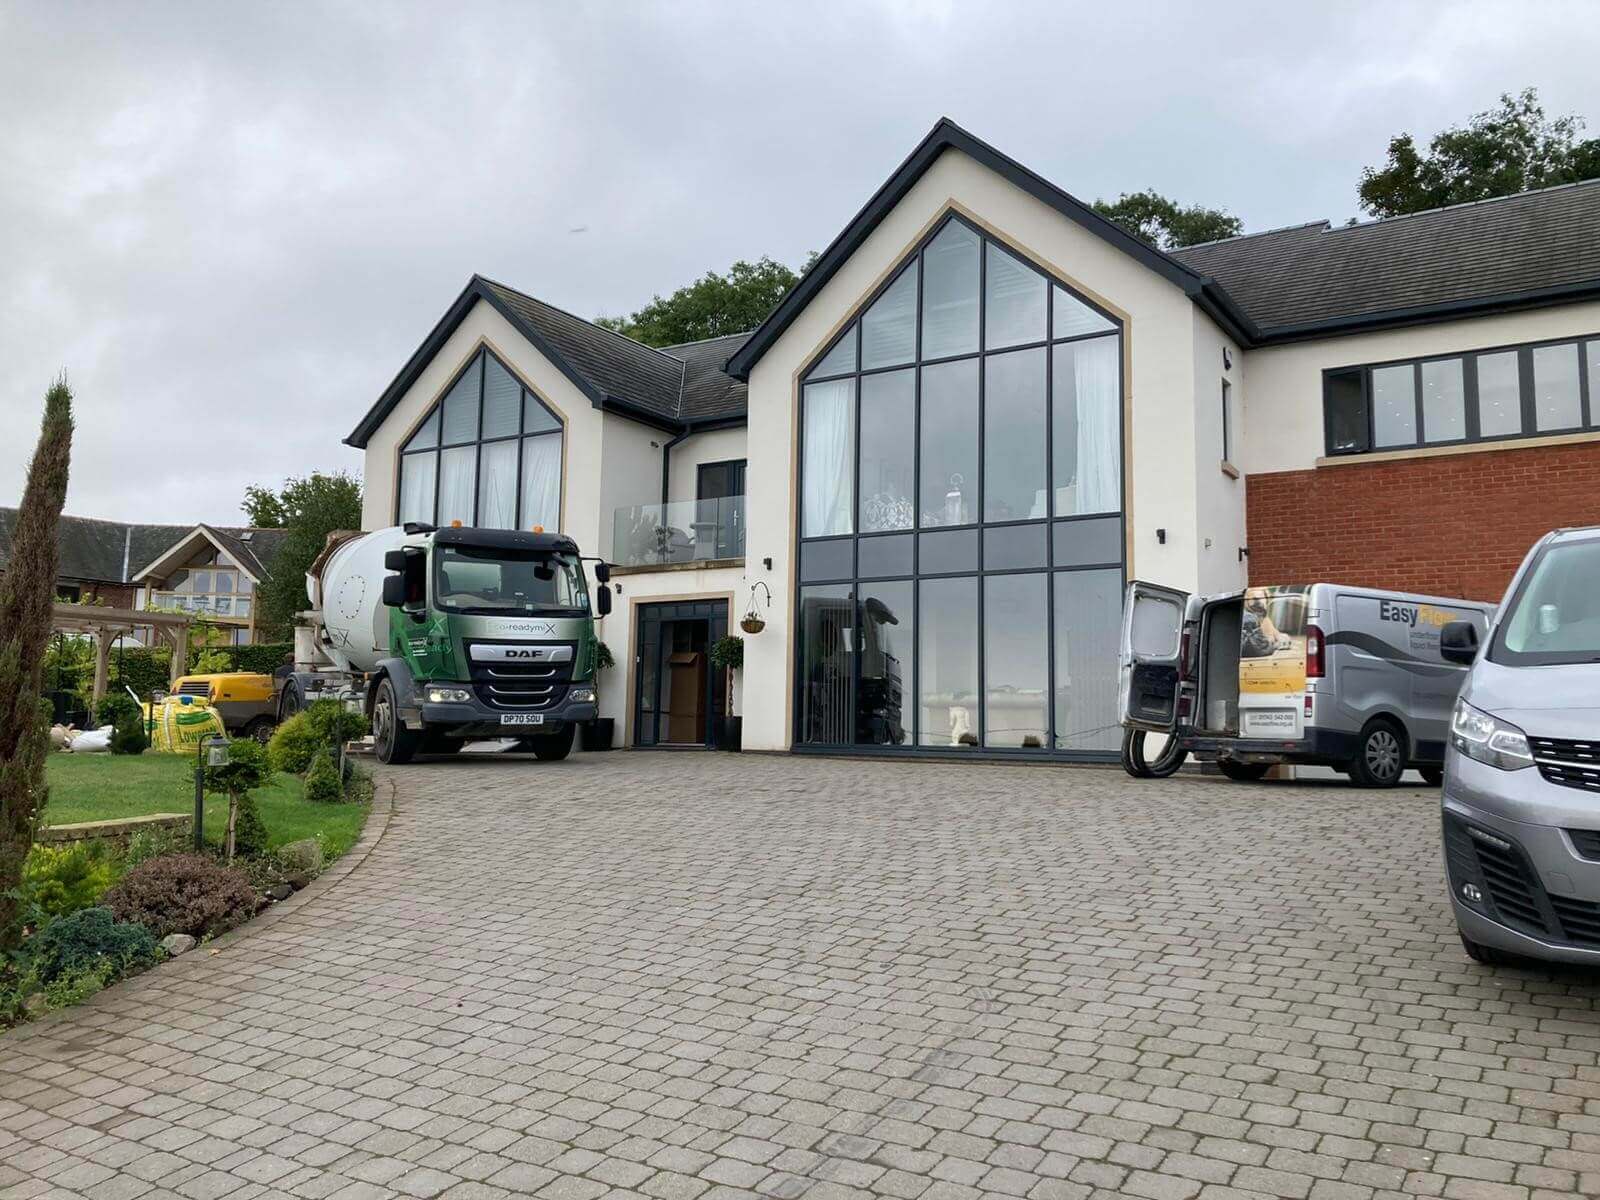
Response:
[1156, 528, 1166, 545]
[763, 557, 772, 570]
[1223, 347, 1233, 370]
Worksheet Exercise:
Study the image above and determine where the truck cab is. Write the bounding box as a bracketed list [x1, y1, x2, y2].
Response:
[370, 525, 610, 763]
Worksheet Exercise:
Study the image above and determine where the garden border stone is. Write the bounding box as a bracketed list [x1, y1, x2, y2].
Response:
[37, 812, 188, 844]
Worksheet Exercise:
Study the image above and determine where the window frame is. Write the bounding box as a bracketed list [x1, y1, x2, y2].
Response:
[394, 346, 564, 529]
[1322, 331, 1599, 457]
[1221, 377, 1232, 463]
[793, 212, 1126, 761]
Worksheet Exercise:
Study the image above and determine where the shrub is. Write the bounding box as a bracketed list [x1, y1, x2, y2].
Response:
[232, 795, 269, 859]
[269, 701, 365, 775]
[108, 647, 173, 700]
[103, 854, 258, 938]
[23, 841, 121, 921]
[110, 711, 148, 755]
[25, 906, 161, 984]
[304, 750, 342, 804]
[94, 692, 139, 728]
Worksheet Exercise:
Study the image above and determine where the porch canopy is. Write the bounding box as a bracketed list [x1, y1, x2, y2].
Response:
[51, 602, 194, 704]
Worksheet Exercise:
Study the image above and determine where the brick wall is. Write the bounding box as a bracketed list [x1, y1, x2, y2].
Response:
[1245, 441, 1600, 602]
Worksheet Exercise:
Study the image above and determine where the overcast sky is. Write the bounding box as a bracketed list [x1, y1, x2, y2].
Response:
[3, 1, 1598, 524]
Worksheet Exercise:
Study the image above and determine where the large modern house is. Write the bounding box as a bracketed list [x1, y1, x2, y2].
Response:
[345, 118, 1600, 760]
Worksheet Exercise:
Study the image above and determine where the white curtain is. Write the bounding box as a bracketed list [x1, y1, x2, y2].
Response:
[803, 379, 854, 536]
[520, 434, 561, 530]
[477, 440, 518, 529]
[398, 452, 436, 525]
[1074, 336, 1120, 514]
[437, 446, 475, 526]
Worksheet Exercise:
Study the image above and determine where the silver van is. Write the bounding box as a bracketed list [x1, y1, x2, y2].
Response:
[1120, 581, 1494, 785]
[1438, 527, 1600, 965]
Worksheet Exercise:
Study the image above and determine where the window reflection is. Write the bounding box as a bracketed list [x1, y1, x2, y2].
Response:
[984, 574, 1048, 748]
[857, 582, 912, 745]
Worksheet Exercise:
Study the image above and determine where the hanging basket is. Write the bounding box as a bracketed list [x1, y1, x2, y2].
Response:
[740, 581, 771, 635]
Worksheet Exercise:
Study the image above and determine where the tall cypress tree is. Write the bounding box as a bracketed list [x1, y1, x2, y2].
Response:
[0, 379, 74, 948]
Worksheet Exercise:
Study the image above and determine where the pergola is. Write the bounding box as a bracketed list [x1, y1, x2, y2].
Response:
[51, 602, 194, 704]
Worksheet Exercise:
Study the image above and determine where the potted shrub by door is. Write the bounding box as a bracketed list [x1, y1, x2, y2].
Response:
[580, 641, 616, 751]
[709, 635, 744, 751]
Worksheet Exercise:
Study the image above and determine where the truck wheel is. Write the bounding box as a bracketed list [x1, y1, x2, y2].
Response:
[1218, 760, 1271, 782]
[278, 681, 303, 723]
[523, 726, 575, 762]
[372, 678, 420, 765]
[242, 716, 276, 745]
[1348, 718, 1406, 788]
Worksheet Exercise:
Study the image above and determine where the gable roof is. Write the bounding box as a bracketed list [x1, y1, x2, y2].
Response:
[725, 118, 1255, 379]
[345, 277, 752, 447]
[0, 508, 287, 586]
[1169, 178, 1600, 339]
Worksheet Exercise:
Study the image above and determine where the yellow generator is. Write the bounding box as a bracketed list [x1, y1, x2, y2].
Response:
[170, 673, 279, 741]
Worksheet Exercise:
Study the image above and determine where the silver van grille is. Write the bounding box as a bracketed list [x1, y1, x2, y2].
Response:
[1529, 736, 1600, 794]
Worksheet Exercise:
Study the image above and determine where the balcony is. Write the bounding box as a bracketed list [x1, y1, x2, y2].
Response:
[611, 496, 745, 569]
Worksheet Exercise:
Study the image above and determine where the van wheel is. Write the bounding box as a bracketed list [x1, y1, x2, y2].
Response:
[372, 678, 420, 765]
[1218, 760, 1271, 782]
[1419, 766, 1444, 787]
[1349, 719, 1406, 788]
[1121, 728, 1153, 778]
[1460, 932, 1510, 966]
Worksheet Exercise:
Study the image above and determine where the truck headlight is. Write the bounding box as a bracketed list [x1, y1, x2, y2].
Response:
[1451, 700, 1534, 771]
[568, 687, 595, 704]
[425, 686, 472, 704]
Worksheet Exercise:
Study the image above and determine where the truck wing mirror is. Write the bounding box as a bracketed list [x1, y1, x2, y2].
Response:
[381, 575, 408, 608]
[1440, 620, 1480, 665]
[595, 584, 613, 618]
[383, 549, 408, 572]
[594, 561, 611, 584]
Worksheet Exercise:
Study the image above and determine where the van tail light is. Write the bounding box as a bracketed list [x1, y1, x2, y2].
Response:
[1305, 624, 1326, 679]
[1179, 627, 1194, 680]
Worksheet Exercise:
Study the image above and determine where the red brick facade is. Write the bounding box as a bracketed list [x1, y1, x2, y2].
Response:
[1245, 440, 1600, 602]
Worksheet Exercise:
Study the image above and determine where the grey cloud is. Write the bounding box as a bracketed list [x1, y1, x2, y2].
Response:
[2, 0, 1595, 521]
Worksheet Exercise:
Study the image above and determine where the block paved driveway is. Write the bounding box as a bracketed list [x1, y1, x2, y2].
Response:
[6, 753, 1600, 1200]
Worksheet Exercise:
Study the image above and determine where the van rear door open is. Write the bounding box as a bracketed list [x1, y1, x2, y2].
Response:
[1119, 581, 1189, 731]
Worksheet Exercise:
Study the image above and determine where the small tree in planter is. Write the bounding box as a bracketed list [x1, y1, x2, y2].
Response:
[581, 641, 617, 751]
[709, 635, 744, 751]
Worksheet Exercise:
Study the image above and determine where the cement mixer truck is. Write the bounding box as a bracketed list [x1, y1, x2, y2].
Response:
[280, 523, 612, 764]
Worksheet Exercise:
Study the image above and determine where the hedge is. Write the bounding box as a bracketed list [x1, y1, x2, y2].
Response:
[99, 642, 294, 700]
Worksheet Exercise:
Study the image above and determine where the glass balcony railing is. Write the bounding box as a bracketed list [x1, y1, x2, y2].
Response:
[612, 495, 745, 568]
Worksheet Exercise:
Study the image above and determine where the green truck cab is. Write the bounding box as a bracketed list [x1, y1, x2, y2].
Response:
[366, 526, 612, 763]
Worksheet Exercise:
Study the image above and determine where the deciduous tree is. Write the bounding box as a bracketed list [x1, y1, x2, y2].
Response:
[1091, 191, 1242, 249]
[1360, 88, 1600, 218]
[0, 379, 75, 948]
[596, 254, 815, 347]
[241, 472, 363, 639]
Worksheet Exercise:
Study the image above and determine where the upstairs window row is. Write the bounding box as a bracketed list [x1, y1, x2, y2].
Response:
[1325, 335, 1600, 456]
[802, 217, 1123, 539]
[397, 348, 563, 530]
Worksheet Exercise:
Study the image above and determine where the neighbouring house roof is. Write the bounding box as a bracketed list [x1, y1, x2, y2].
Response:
[349, 119, 1600, 440]
[1168, 178, 1600, 339]
[0, 508, 287, 586]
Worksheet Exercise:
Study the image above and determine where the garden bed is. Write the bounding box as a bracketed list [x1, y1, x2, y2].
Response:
[45, 754, 368, 858]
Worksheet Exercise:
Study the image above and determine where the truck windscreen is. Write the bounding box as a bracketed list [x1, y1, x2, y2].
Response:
[433, 545, 589, 615]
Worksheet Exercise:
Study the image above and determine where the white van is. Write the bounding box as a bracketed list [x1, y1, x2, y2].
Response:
[1120, 581, 1495, 786]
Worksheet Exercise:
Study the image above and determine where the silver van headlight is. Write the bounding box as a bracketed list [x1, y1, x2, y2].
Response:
[1451, 700, 1534, 771]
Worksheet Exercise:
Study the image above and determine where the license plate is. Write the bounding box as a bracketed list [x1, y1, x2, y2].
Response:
[499, 713, 545, 726]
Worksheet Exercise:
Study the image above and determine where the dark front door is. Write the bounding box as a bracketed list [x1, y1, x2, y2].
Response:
[634, 599, 730, 747]
[696, 459, 746, 560]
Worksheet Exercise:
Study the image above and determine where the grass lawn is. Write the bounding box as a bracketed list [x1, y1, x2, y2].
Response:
[44, 753, 369, 860]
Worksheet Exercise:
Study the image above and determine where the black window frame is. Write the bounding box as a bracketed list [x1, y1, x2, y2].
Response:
[792, 211, 1127, 762]
[394, 347, 564, 530]
[1322, 332, 1600, 457]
